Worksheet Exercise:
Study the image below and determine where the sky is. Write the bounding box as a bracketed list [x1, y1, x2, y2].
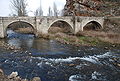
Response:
[0, 0, 66, 16]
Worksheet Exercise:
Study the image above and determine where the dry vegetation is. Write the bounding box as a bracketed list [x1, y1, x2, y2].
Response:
[77, 30, 120, 44]
[39, 17, 120, 47]
[48, 27, 73, 34]
[14, 27, 34, 34]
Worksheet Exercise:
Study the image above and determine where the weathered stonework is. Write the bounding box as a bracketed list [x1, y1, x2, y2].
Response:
[0, 16, 104, 38]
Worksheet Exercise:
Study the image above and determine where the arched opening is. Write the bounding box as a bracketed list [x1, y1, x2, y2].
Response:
[7, 21, 35, 35]
[6, 21, 35, 49]
[76, 21, 102, 36]
[48, 20, 73, 35]
[83, 21, 102, 31]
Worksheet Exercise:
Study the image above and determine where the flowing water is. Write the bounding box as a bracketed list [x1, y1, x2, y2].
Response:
[0, 30, 119, 81]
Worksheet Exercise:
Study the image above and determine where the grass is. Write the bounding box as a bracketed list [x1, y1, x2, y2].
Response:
[38, 17, 120, 46]
[38, 30, 120, 47]
[78, 36, 101, 45]
[63, 37, 69, 41]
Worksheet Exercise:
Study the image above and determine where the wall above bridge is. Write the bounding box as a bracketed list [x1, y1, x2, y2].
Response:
[0, 16, 104, 38]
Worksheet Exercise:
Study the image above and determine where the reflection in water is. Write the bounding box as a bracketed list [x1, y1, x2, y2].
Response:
[0, 29, 119, 81]
[8, 38, 21, 48]
[7, 30, 34, 49]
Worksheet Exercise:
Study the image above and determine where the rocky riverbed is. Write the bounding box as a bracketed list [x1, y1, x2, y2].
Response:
[0, 69, 41, 81]
[0, 31, 119, 81]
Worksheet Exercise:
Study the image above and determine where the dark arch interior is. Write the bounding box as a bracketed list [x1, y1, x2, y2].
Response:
[48, 21, 73, 34]
[7, 21, 35, 34]
[83, 21, 102, 31]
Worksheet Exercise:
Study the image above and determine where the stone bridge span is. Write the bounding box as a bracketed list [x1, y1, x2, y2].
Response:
[0, 16, 104, 38]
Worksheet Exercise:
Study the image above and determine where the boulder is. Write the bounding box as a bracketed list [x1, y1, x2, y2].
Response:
[32, 77, 41, 81]
[8, 72, 18, 79]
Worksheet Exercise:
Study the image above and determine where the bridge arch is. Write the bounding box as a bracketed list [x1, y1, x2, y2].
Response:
[82, 20, 103, 31]
[5, 20, 36, 36]
[48, 19, 74, 34]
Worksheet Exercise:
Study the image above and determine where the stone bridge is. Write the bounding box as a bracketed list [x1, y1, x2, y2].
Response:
[0, 16, 104, 38]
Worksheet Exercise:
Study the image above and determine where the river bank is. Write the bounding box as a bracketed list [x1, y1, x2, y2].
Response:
[37, 17, 120, 48]
[38, 31, 120, 49]
[0, 69, 41, 81]
[0, 29, 119, 81]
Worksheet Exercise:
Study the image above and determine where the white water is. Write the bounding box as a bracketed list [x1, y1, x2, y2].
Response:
[32, 51, 113, 67]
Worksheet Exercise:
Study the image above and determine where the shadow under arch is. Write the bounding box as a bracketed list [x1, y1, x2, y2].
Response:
[83, 21, 102, 31]
[48, 20, 74, 34]
[6, 21, 36, 36]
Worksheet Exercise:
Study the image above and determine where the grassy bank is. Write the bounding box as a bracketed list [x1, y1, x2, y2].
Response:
[36, 17, 120, 47]
[37, 31, 120, 48]
[38, 19, 120, 47]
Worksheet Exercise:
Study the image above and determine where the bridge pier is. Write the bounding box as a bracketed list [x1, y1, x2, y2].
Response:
[0, 18, 5, 38]
[0, 25, 4, 38]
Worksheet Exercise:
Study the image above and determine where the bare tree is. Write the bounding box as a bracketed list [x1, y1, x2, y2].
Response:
[35, 8, 43, 16]
[47, 7, 53, 16]
[34, 0, 43, 16]
[11, 0, 28, 16]
[59, 9, 64, 16]
[34, 9, 39, 16]
[53, 2, 59, 16]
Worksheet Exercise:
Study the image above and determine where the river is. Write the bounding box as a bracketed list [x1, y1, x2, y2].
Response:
[0, 30, 119, 81]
